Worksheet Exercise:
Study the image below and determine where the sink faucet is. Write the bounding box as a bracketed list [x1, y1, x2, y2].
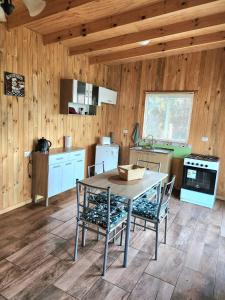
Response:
[146, 135, 154, 149]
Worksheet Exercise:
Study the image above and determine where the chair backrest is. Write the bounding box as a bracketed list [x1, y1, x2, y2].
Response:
[137, 159, 161, 172]
[88, 161, 105, 178]
[157, 175, 176, 219]
[76, 180, 111, 230]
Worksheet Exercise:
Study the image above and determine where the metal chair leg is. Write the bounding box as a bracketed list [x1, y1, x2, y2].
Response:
[144, 220, 147, 231]
[113, 229, 116, 243]
[155, 223, 158, 260]
[102, 231, 109, 276]
[164, 216, 167, 244]
[133, 217, 136, 232]
[73, 219, 80, 261]
[81, 222, 86, 247]
[120, 223, 124, 246]
[97, 227, 100, 241]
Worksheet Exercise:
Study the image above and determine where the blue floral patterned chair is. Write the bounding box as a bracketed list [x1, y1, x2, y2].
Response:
[132, 176, 176, 260]
[73, 180, 128, 276]
[135, 159, 161, 230]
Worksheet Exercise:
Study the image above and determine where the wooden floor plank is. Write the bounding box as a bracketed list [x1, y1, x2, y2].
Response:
[104, 247, 150, 292]
[82, 278, 129, 300]
[50, 205, 76, 222]
[0, 260, 23, 290]
[34, 285, 76, 300]
[129, 273, 174, 300]
[51, 218, 76, 240]
[1, 255, 69, 299]
[166, 222, 194, 252]
[145, 244, 185, 286]
[171, 267, 215, 300]
[54, 250, 116, 299]
[214, 237, 225, 300]
[6, 234, 66, 271]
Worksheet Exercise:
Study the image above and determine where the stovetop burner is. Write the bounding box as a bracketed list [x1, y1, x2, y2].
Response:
[186, 153, 219, 162]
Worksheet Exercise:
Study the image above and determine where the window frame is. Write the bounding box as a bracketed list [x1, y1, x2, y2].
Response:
[142, 91, 194, 145]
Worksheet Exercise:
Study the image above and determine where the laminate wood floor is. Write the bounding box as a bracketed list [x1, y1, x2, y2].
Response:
[1, 191, 225, 300]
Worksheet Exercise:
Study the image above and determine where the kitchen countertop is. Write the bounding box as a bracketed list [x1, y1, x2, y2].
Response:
[49, 147, 85, 155]
[130, 147, 173, 154]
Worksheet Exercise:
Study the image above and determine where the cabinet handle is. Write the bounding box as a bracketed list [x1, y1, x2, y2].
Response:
[65, 162, 72, 166]
[77, 160, 83, 162]
[56, 157, 63, 160]
[53, 165, 60, 168]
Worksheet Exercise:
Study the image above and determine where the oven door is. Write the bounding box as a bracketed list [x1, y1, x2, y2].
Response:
[182, 166, 217, 195]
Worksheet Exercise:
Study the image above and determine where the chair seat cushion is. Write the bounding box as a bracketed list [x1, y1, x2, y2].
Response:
[88, 192, 127, 209]
[132, 197, 168, 221]
[132, 198, 159, 220]
[81, 204, 127, 230]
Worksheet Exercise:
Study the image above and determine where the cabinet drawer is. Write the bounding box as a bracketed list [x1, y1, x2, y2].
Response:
[69, 150, 85, 161]
[49, 153, 69, 165]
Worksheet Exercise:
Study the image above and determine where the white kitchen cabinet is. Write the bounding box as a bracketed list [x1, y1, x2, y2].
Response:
[32, 148, 85, 206]
[98, 87, 117, 105]
[62, 161, 75, 192]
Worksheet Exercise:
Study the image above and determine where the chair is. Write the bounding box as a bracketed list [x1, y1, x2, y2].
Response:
[131, 176, 176, 260]
[88, 161, 105, 178]
[137, 159, 161, 173]
[73, 180, 127, 276]
[135, 159, 161, 230]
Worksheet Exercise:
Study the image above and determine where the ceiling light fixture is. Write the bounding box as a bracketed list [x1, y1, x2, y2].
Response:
[138, 40, 150, 46]
[0, 6, 6, 22]
[1, 0, 14, 16]
[0, 0, 46, 23]
[23, 0, 46, 17]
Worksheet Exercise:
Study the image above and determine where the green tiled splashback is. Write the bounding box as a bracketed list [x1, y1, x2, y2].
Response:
[153, 143, 192, 158]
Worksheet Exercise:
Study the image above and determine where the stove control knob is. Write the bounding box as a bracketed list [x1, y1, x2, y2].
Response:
[200, 164, 203, 167]
[205, 165, 208, 168]
[187, 162, 190, 164]
[191, 163, 194, 165]
[196, 163, 199, 166]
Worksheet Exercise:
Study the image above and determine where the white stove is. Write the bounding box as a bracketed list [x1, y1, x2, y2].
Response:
[181, 154, 220, 208]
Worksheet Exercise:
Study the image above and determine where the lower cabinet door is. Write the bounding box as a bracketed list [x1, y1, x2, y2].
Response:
[62, 161, 75, 192]
[74, 159, 85, 182]
[48, 164, 63, 197]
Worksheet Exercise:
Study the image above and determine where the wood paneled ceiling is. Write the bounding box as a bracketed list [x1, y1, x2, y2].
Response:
[6, 0, 225, 64]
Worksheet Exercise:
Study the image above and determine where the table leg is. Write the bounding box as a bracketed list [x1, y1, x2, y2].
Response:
[124, 199, 132, 267]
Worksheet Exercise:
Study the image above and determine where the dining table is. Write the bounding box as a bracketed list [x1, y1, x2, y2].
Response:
[81, 169, 168, 267]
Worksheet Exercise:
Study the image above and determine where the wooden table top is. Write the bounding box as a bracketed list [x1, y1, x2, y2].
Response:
[81, 169, 168, 200]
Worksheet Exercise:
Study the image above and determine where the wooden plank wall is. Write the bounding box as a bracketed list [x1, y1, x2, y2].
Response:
[1, 23, 225, 213]
[104, 48, 225, 199]
[0, 24, 121, 213]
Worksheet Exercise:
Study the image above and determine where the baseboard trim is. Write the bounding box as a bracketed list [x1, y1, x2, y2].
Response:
[0, 199, 32, 215]
[216, 195, 225, 201]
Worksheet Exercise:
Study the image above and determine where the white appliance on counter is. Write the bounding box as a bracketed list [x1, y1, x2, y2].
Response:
[100, 136, 111, 145]
[95, 144, 119, 174]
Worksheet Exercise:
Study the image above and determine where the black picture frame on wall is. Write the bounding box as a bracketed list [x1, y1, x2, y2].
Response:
[4, 72, 25, 97]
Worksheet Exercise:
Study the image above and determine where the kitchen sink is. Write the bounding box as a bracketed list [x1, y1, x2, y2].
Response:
[131, 147, 173, 154]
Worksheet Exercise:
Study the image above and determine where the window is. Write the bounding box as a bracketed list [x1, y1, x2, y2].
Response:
[143, 92, 193, 144]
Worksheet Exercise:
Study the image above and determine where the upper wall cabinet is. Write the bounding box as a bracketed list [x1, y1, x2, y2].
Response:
[98, 87, 118, 105]
[60, 79, 117, 115]
[60, 79, 98, 115]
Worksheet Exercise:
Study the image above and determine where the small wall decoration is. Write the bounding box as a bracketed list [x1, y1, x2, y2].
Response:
[4, 72, 25, 97]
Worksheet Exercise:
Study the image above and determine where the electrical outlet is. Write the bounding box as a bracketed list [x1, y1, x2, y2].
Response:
[24, 151, 31, 158]
[201, 136, 208, 142]
[123, 129, 128, 135]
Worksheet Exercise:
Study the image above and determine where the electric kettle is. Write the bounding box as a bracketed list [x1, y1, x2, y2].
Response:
[36, 137, 52, 153]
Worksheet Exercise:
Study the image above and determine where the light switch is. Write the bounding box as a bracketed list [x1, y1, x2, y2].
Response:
[201, 136, 208, 142]
[123, 129, 128, 135]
